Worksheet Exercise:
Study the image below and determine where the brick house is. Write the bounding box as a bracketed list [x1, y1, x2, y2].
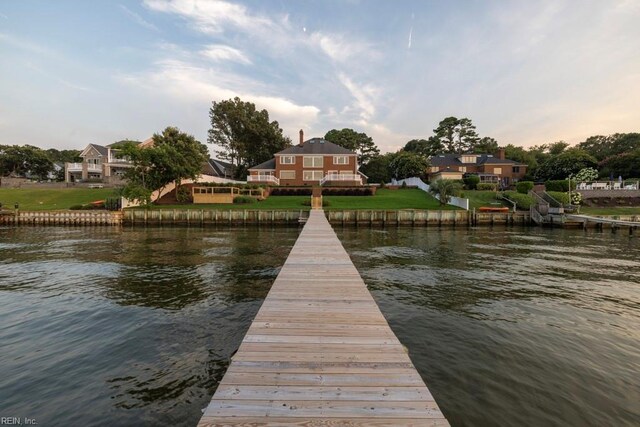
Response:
[428, 148, 527, 188]
[247, 130, 365, 186]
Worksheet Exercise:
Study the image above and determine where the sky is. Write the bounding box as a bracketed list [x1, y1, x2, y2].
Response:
[1, 0, 639, 156]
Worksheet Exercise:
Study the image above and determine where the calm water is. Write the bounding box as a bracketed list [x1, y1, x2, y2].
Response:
[1, 225, 639, 426]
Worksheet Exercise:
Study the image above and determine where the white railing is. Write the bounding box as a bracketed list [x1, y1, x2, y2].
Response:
[66, 163, 83, 171]
[108, 157, 132, 164]
[577, 181, 639, 190]
[88, 164, 102, 172]
[247, 175, 280, 185]
[320, 173, 363, 185]
[391, 177, 470, 210]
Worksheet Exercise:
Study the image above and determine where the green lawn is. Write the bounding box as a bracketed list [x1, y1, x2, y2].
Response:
[151, 188, 453, 211]
[579, 206, 640, 216]
[463, 190, 510, 209]
[0, 188, 117, 210]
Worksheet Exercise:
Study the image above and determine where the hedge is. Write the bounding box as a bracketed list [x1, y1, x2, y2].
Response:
[269, 188, 313, 196]
[547, 191, 570, 204]
[502, 191, 533, 210]
[233, 196, 257, 204]
[477, 183, 497, 191]
[516, 181, 534, 194]
[545, 180, 576, 192]
[322, 188, 374, 196]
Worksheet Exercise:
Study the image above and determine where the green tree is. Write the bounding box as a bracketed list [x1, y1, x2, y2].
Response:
[208, 97, 291, 178]
[598, 149, 640, 179]
[472, 137, 499, 154]
[546, 141, 569, 156]
[432, 117, 480, 154]
[0, 145, 53, 180]
[122, 127, 208, 205]
[359, 153, 396, 183]
[324, 128, 380, 164]
[402, 138, 443, 158]
[577, 133, 640, 161]
[45, 148, 81, 164]
[573, 167, 599, 182]
[429, 179, 463, 205]
[388, 151, 429, 180]
[504, 144, 539, 179]
[535, 149, 597, 181]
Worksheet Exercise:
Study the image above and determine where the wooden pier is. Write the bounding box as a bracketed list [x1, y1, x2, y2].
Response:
[566, 214, 640, 234]
[198, 210, 449, 425]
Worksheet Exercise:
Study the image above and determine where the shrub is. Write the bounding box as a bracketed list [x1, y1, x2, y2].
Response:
[233, 196, 257, 204]
[502, 191, 533, 210]
[516, 181, 534, 194]
[477, 183, 497, 191]
[401, 181, 407, 188]
[321, 188, 374, 196]
[545, 180, 576, 192]
[571, 192, 583, 205]
[176, 185, 192, 203]
[547, 191, 570, 204]
[463, 174, 480, 190]
[269, 188, 313, 196]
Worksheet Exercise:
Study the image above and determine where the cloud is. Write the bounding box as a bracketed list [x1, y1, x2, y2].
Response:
[0, 12, 8, 19]
[200, 44, 251, 65]
[338, 73, 379, 122]
[0, 33, 54, 55]
[119, 5, 159, 31]
[309, 32, 378, 64]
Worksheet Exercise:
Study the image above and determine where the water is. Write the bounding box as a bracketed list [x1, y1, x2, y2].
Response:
[1, 225, 639, 426]
[336, 227, 640, 427]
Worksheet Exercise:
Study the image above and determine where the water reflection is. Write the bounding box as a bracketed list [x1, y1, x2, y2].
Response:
[0, 225, 298, 427]
[336, 226, 640, 427]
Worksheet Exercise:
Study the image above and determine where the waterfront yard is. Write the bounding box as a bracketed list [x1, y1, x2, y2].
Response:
[0, 188, 117, 210]
[151, 188, 453, 210]
[464, 190, 510, 209]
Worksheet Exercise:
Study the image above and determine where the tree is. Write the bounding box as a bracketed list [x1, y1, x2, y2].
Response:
[432, 116, 480, 154]
[598, 149, 640, 179]
[208, 97, 291, 178]
[546, 141, 569, 156]
[359, 153, 396, 183]
[402, 138, 443, 158]
[573, 167, 599, 182]
[46, 148, 81, 164]
[504, 144, 539, 179]
[534, 149, 598, 181]
[473, 137, 499, 154]
[429, 179, 463, 205]
[0, 145, 53, 180]
[388, 151, 429, 180]
[122, 127, 208, 205]
[324, 128, 380, 164]
[577, 133, 640, 161]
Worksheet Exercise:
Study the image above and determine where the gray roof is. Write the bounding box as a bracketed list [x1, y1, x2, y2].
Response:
[249, 158, 276, 170]
[276, 138, 355, 156]
[207, 158, 234, 176]
[430, 153, 524, 166]
[88, 144, 108, 157]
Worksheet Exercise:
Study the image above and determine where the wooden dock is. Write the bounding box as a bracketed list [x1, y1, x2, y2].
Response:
[198, 210, 449, 426]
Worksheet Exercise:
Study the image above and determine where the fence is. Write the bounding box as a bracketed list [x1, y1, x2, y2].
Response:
[391, 177, 470, 210]
[0, 210, 123, 225]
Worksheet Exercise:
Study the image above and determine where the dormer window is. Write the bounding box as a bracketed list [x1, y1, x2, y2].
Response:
[460, 155, 477, 164]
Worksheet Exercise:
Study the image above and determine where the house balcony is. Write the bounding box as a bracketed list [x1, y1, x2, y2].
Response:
[320, 173, 363, 186]
[107, 157, 132, 165]
[247, 175, 280, 185]
[66, 163, 102, 172]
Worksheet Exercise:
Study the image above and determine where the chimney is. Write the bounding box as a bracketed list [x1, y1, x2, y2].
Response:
[498, 147, 505, 160]
[299, 129, 304, 146]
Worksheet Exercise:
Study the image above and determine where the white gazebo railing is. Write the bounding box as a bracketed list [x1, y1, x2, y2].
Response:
[577, 181, 639, 190]
[247, 175, 280, 185]
[320, 173, 362, 185]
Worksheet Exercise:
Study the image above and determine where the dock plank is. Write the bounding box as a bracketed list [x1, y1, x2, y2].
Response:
[197, 210, 449, 425]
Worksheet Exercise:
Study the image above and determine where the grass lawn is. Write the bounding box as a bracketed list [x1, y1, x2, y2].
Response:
[0, 188, 117, 210]
[464, 190, 510, 209]
[150, 188, 454, 211]
[579, 206, 640, 216]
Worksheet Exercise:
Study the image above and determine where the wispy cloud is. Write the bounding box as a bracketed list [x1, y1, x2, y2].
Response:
[25, 62, 92, 92]
[119, 4, 159, 31]
[0, 33, 54, 55]
[200, 44, 251, 65]
[0, 12, 8, 20]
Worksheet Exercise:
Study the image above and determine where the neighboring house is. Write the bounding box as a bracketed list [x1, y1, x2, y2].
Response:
[202, 158, 234, 180]
[247, 130, 365, 186]
[429, 148, 527, 187]
[64, 138, 154, 183]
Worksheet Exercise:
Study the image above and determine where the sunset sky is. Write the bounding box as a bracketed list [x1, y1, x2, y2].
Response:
[1, 0, 639, 155]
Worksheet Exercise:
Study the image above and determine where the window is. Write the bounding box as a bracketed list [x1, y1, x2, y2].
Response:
[459, 166, 466, 172]
[430, 166, 440, 172]
[461, 155, 477, 164]
[493, 167, 502, 175]
[512, 166, 520, 173]
[280, 156, 295, 165]
[333, 156, 348, 165]
[303, 156, 323, 167]
[280, 170, 295, 180]
[303, 170, 323, 181]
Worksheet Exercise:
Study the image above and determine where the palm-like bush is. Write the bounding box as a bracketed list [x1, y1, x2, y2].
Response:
[429, 179, 463, 205]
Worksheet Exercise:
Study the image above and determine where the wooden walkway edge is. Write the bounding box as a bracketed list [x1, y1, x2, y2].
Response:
[198, 210, 449, 426]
